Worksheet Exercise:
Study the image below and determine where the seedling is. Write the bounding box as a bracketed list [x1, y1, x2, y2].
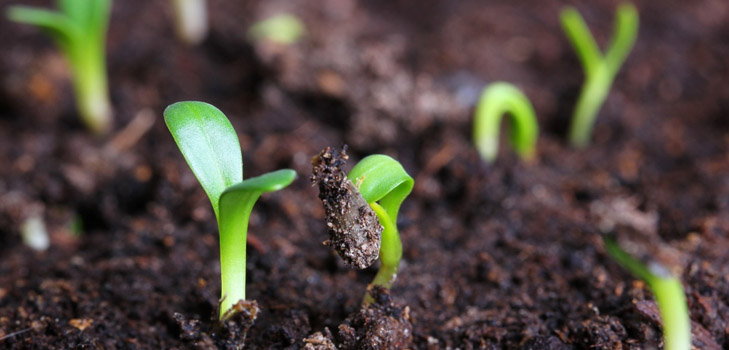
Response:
[164, 101, 296, 320]
[604, 236, 691, 350]
[312, 149, 413, 304]
[248, 13, 305, 45]
[561, 3, 639, 148]
[7, 0, 113, 135]
[349, 155, 413, 301]
[171, 0, 207, 45]
[472, 82, 538, 163]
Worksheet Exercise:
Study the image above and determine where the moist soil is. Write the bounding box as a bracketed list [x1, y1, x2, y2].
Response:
[1, 0, 729, 348]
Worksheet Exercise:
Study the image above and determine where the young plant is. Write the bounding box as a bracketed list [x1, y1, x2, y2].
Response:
[248, 13, 305, 45]
[171, 0, 207, 45]
[164, 101, 296, 320]
[604, 236, 691, 350]
[473, 82, 539, 163]
[7, 0, 113, 135]
[348, 155, 413, 301]
[561, 3, 639, 148]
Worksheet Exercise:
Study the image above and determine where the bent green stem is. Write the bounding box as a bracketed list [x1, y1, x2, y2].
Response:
[473, 82, 538, 163]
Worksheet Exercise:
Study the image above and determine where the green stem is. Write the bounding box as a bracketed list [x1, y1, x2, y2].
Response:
[217, 200, 253, 320]
[364, 202, 401, 304]
[568, 64, 611, 148]
[71, 41, 111, 135]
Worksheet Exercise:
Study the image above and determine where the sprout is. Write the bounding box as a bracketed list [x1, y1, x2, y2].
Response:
[604, 236, 691, 350]
[472, 82, 539, 163]
[164, 101, 296, 320]
[171, 0, 207, 45]
[247, 13, 305, 45]
[348, 155, 413, 302]
[560, 3, 639, 148]
[7, 0, 113, 135]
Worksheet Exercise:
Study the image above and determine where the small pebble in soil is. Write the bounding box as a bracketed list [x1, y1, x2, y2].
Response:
[311, 146, 382, 269]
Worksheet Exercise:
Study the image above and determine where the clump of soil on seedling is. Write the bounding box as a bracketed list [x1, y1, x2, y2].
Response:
[174, 300, 259, 349]
[312, 146, 382, 269]
[337, 286, 412, 350]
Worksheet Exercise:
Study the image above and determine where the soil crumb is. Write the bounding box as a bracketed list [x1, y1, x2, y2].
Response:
[174, 299, 259, 350]
[304, 328, 338, 350]
[337, 286, 412, 350]
[312, 146, 382, 269]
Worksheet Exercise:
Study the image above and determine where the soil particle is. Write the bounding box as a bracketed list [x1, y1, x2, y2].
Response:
[311, 146, 382, 269]
[173, 299, 259, 350]
[304, 328, 338, 350]
[337, 286, 412, 350]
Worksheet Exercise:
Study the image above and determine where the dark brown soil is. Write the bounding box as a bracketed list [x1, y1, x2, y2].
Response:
[1, 0, 729, 349]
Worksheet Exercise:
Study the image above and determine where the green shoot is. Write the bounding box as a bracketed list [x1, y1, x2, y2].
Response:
[473, 82, 539, 163]
[604, 236, 691, 350]
[247, 14, 305, 45]
[7, 0, 113, 135]
[347, 155, 413, 302]
[164, 101, 296, 320]
[561, 3, 639, 148]
[171, 0, 207, 45]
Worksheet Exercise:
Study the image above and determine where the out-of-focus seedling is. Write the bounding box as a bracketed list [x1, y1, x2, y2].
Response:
[171, 0, 207, 45]
[473, 82, 538, 163]
[561, 3, 638, 148]
[164, 101, 296, 320]
[248, 13, 305, 45]
[7, 0, 113, 135]
[604, 236, 691, 350]
[312, 149, 413, 305]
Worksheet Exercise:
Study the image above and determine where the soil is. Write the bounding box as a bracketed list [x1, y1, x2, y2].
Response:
[1, 0, 729, 349]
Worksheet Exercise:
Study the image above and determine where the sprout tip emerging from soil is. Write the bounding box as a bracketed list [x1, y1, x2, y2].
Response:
[472, 82, 539, 163]
[312, 147, 413, 305]
[7, 0, 113, 135]
[171, 0, 207, 45]
[248, 13, 305, 45]
[604, 235, 691, 350]
[164, 101, 297, 321]
[561, 3, 639, 148]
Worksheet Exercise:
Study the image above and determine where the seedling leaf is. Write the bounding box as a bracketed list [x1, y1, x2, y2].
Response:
[164, 101, 243, 218]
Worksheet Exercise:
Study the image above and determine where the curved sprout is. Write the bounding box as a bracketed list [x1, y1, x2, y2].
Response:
[473, 82, 539, 163]
[348, 155, 413, 301]
[561, 3, 639, 148]
[604, 236, 691, 350]
[171, 0, 208, 45]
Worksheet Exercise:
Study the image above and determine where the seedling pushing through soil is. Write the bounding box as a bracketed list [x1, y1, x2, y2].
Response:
[7, 0, 113, 135]
[348, 155, 413, 296]
[473, 82, 538, 163]
[604, 236, 691, 350]
[171, 0, 207, 45]
[164, 101, 296, 320]
[561, 3, 639, 148]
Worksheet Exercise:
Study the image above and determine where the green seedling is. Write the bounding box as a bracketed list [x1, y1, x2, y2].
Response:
[171, 0, 207, 45]
[164, 101, 296, 320]
[7, 0, 113, 135]
[473, 82, 538, 163]
[248, 13, 305, 45]
[348, 155, 413, 302]
[604, 236, 691, 350]
[561, 3, 639, 148]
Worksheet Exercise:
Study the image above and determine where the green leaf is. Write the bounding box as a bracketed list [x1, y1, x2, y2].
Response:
[217, 169, 296, 319]
[164, 101, 243, 217]
[248, 13, 305, 45]
[348, 154, 413, 222]
[6, 6, 76, 46]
